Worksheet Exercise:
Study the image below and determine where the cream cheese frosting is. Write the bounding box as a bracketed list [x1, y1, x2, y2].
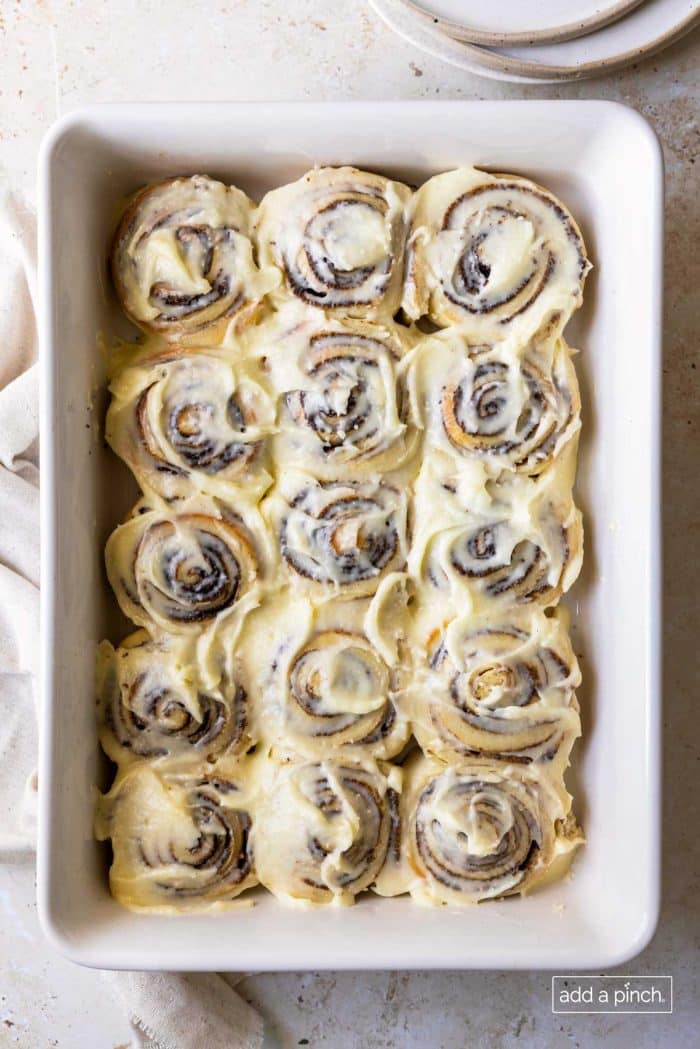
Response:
[243, 593, 410, 761]
[98, 165, 587, 911]
[105, 496, 266, 635]
[111, 175, 277, 339]
[255, 167, 411, 320]
[95, 761, 258, 909]
[253, 756, 399, 905]
[408, 447, 583, 614]
[394, 756, 582, 906]
[401, 607, 581, 774]
[256, 303, 419, 480]
[106, 345, 277, 504]
[403, 167, 590, 341]
[404, 329, 581, 477]
[97, 628, 253, 766]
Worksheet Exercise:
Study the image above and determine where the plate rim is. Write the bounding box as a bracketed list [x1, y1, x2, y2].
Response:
[370, 0, 700, 81]
[400, 0, 647, 47]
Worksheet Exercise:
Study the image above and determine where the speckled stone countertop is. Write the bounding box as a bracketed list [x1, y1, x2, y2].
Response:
[0, 3, 698, 1047]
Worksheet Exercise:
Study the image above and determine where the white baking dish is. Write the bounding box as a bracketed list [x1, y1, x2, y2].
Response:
[37, 101, 662, 971]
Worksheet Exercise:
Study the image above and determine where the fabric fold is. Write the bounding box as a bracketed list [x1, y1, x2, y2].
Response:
[102, 972, 263, 1049]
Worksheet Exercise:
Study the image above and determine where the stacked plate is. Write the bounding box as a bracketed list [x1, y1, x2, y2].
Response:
[370, 0, 699, 82]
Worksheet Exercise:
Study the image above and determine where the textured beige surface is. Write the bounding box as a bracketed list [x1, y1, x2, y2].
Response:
[0, 2, 698, 1046]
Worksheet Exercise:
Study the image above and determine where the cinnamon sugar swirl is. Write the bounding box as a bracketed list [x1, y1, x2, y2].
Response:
[106, 346, 275, 503]
[97, 630, 253, 765]
[254, 757, 400, 905]
[405, 609, 581, 770]
[256, 167, 410, 320]
[264, 472, 409, 598]
[112, 175, 273, 339]
[262, 306, 417, 480]
[399, 757, 582, 905]
[105, 499, 263, 634]
[407, 332, 580, 477]
[403, 167, 590, 340]
[96, 764, 257, 908]
[251, 595, 410, 761]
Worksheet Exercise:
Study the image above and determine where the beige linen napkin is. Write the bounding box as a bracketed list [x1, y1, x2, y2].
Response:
[103, 972, 263, 1049]
[0, 188, 264, 1049]
[0, 189, 40, 854]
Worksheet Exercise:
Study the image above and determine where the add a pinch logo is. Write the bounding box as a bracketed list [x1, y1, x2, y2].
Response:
[552, 976, 673, 1014]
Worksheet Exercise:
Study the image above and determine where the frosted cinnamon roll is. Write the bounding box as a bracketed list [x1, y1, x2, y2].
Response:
[403, 168, 590, 339]
[410, 454, 582, 610]
[427, 506, 582, 608]
[112, 175, 271, 338]
[256, 167, 410, 319]
[255, 595, 410, 760]
[105, 501, 261, 633]
[265, 311, 417, 479]
[106, 347, 276, 502]
[97, 630, 252, 764]
[408, 334, 580, 476]
[95, 765, 257, 908]
[407, 610, 580, 769]
[264, 473, 408, 597]
[404, 758, 581, 905]
[254, 758, 400, 904]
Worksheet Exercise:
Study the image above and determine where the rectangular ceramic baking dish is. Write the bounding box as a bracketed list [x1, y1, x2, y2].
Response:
[37, 101, 662, 971]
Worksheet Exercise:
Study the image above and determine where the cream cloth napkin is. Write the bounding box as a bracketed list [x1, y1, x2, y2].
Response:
[0, 189, 264, 1049]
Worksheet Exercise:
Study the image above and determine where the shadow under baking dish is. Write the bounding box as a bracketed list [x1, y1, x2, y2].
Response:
[37, 100, 662, 971]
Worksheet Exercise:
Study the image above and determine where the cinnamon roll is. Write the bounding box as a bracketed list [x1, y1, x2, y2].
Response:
[407, 610, 580, 769]
[97, 630, 252, 764]
[408, 334, 580, 476]
[111, 175, 271, 338]
[403, 168, 590, 339]
[432, 507, 581, 608]
[105, 501, 261, 633]
[265, 473, 408, 597]
[266, 311, 417, 479]
[257, 595, 410, 760]
[410, 454, 582, 610]
[106, 347, 276, 502]
[404, 757, 582, 905]
[256, 167, 410, 319]
[97, 164, 588, 912]
[254, 758, 400, 904]
[95, 765, 257, 908]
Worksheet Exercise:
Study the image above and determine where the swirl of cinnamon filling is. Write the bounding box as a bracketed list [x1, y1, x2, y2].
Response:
[268, 475, 407, 596]
[97, 631, 250, 763]
[256, 167, 410, 319]
[111, 175, 268, 338]
[282, 629, 406, 759]
[107, 348, 275, 502]
[442, 513, 578, 606]
[274, 326, 415, 478]
[430, 339, 580, 476]
[255, 759, 399, 904]
[410, 610, 580, 767]
[412, 461, 582, 609]
[406, 759, 578, 904]
[404, 168, 590, 338]
[105, 505, 259, 633]
[97, 767, 257, 907]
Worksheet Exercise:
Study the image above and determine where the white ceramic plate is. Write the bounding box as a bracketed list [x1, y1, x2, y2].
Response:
[371, 0, 700, 82]
[403, 0, 646, 45]
[38, 101, 662, 972]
